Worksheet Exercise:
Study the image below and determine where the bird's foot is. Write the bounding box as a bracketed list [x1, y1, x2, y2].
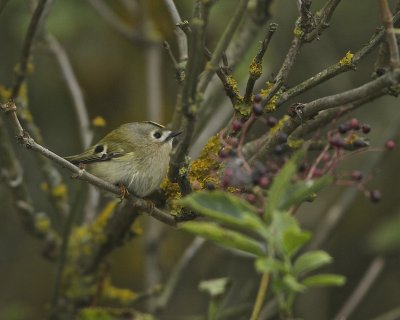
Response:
[72, 163, 86, 178]
[118, 184, 129, 200]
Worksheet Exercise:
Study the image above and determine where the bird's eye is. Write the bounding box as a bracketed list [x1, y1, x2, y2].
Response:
[94, 145, 104, 153]
[153, 131, 162, 139]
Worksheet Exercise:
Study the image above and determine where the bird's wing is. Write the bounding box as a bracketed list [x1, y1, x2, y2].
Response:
[64, 140, 126, 164]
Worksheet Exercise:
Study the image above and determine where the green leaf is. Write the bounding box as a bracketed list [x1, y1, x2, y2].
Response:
[181, 221, 265, 256]
[180, 191, 263, 231]
[302, 274, 346, 288]
[283, 274, 306, 292]
[199, 278, 230, 297]
[255, 257, 285, 273]
[280, 175, 333, 211]
[294, 251, 332, 275]
[265, 149, 305, 218]
[282, 227, 311, 257]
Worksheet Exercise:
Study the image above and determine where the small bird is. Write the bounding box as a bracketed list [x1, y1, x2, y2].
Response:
[65, 121, 181, 197]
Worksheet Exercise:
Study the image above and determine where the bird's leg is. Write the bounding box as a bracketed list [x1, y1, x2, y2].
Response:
[72, 163, 86, 178]
[117, 184, 129, 200]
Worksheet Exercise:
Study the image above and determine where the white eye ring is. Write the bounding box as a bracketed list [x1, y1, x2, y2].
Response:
[153, 131, 162, 139]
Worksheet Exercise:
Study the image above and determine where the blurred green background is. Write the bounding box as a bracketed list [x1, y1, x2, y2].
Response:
[1, 1, 400, 319]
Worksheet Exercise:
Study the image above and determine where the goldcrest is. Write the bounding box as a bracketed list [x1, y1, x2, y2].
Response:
[65, 121, 181, 197]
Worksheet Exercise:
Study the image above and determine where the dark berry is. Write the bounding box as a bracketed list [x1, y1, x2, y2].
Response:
[369, 189, 382, 203]
[246, 193, 257, 204]
[329, 137, 346, 149]
[353, 139, 368, 149]
[258, 176, 270, 188]
[205, 182, 216, 190]
[253, 94, 262, 103]
[385, 140, 396, 150]
[361, 124, 371, 134]
[351, 170, 363, 181]
[251, 170, 263, 184]
[298, 163, 307, 173]
[252, 103, 263, 116]
[232, 119, 242, 132]
[338, 124, 349, 134]
[266, 116, 278, 127]
[349, 118, 360, 130]
[277, 131, 288, 143]
[274, 144, 285, 155]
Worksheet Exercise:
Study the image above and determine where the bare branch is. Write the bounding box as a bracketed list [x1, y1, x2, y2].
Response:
[244, 23, 278, 104]
[163, 0, 188, 61]
[0, 117, 59, 246]
[334, 257, 385, 320]
[156, 237, 205, 311]
[87, 0, 148, 43]
[378, 0, 400, 67]
[197, 0, 250, 94]
[245, 69, 400, 160]
[46, 34, 93, 148]
[278, 21, 393, 106]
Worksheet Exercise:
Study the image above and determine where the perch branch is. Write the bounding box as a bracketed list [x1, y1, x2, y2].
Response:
[1, 102, 177, 227]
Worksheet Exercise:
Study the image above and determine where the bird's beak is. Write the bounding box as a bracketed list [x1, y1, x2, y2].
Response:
[166, 131, 182, 141]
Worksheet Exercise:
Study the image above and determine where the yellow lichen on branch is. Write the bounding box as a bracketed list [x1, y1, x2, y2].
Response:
[161, 135, 222, 213]
[249, 58, 262, 79]
[339, 51, 354, 66]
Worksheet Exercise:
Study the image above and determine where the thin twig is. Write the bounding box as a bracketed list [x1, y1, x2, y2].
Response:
[157, 237, 205, 311]
[0, 117, 59, 244]
[197, 0, 250, 94]
[46, 34, 93, 148]
[378, 0, 400, 67]
[87, 0, 146, 43]
[48, 187, 82, 319]
[163, 0, 188, 61]
[261, 0, 342, 110]
[244, 23, 278, 104]
[9, 0, 70, 224]
[277, 20, 394, 106]
[334, 257, 385, 320]
[11, 0, 49, 99]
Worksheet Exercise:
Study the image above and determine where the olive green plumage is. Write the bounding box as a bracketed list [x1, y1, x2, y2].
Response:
[65, 121, 181, 197]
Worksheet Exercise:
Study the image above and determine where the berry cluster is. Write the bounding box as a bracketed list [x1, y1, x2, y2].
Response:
[216, 101, 396, 206]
